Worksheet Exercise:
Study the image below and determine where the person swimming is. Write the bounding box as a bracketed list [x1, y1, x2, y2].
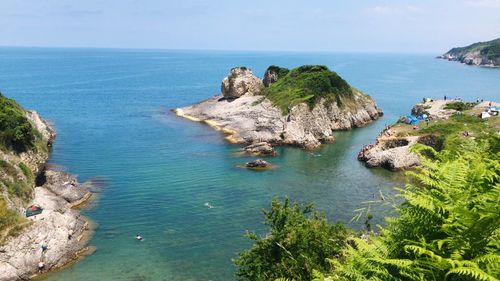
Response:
[204, 202, 214, 209]
[135, 234, 143, 241]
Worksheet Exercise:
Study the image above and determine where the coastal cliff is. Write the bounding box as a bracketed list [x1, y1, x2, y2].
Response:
[438, 38, 500, 67]
[0, 93, 94, 280]
[358, 99, 500, 170]
[175, 65, 382, 149]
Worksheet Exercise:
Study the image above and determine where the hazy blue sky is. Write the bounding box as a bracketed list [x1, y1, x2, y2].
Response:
[1, 0, 499, 52]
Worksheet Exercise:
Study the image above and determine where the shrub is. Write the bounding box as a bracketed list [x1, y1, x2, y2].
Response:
[234, 198, 348, 281]
[444, 101, 478, 111]
[0, 93, 39, 152]
[18, 162, 33, 182]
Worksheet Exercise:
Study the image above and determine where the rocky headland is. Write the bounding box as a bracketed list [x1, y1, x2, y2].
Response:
[0, 93, 94, 280]
[175, 65, 382, 149]
[437, 38, 500, 67]
[358, 99, 500, 170]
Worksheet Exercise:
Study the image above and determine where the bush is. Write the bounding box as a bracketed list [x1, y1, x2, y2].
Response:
[234, 198, 348, 281]
[0, 93, 38, 152]
[444, 101, 477, 111]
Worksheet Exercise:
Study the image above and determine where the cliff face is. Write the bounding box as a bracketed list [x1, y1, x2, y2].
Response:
[0, 106, 55, 214]
[0, 94, 93, 280]
[175, 65, 382, 149]
[438, 38, 500, 67]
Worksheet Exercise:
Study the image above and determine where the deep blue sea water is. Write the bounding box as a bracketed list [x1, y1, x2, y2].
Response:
[0, 48, 498, 281]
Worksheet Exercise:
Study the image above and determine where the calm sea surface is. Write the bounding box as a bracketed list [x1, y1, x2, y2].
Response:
[0, 48, 498, 280]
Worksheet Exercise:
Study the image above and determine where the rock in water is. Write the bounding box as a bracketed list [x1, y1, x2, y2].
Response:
[176, 65, 382, 149]
[243, 142, 276, 156]
[221, 67, 263, 99]
[245, 159, 271, 169]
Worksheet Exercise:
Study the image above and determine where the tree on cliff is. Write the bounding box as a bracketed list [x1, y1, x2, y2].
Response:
[233, 198, 348, 281]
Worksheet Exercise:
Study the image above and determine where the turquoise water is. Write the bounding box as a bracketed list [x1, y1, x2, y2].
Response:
[0, 48, 499, 280]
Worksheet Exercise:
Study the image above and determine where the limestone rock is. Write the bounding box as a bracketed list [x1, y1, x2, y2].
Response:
[243, 142, 276, 156]
[245, 159, 271, 169]
[0, 171, 93, 281]
[359, 137, 420, 170]
[176, 66, 382, 149]
[221, 67, 263, 99]
[175, 90, 381, 149]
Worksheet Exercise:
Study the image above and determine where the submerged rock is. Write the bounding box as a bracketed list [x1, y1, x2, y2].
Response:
[221, 67, 263, 99]
[243, 142, 276, 156]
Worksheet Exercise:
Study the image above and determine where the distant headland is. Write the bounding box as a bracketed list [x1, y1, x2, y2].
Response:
[437, 38, 500, 67]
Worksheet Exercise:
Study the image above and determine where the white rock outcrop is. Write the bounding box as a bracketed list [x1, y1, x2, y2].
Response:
[221, 67, 263, 99]
[0, 170, 93, 281]
[175, 89, 381, 149]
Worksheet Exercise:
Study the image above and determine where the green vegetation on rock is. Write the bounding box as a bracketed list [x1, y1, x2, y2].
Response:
[444, 38, 500, 65]
[0, 93, 40, 153]
[330, 143, 500, 281]
[444, 101, 478, 111]
[0, 93, 47, 242]
[236, 106, 500, 280]
[262, 65, 355, 114]
[448, 38, 500, 60]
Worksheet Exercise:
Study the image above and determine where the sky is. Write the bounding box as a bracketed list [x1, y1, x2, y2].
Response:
[1, 0, 499, 53]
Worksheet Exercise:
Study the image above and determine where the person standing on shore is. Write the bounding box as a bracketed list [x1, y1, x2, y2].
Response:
[38, 261, 45, 273]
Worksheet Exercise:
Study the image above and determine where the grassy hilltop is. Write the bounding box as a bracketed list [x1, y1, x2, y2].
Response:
[262, 65, 359, 114]
[447, 38, 500, 61]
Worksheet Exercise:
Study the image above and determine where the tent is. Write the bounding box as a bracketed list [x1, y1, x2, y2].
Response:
[25, 205, 43, 217]
[405, 115, 420, 125]
[481, 112, 491, 119]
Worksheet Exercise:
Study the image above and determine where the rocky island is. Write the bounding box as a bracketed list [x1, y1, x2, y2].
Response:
[438, 38, 500, 67]
[175, 65, 382, 149]
[0, 93, 94, 280]
[359, 99, 500, 170]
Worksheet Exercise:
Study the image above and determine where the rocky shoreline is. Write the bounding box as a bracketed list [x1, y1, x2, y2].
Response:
[358, 99, 500, 170]
[175, 66, 382, 149]
[0, 111, 95, 280]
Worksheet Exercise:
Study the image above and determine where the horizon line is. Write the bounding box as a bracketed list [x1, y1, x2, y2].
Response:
[0, 44, 442, 55]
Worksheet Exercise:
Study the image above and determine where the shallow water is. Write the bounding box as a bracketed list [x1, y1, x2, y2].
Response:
[0, 48, 498, 280]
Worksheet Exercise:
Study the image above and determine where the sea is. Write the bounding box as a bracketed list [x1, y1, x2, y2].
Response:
[0, 47, 498, 281]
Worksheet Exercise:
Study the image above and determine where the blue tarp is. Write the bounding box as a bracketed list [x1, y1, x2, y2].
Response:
[405, 115, 420, 125]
